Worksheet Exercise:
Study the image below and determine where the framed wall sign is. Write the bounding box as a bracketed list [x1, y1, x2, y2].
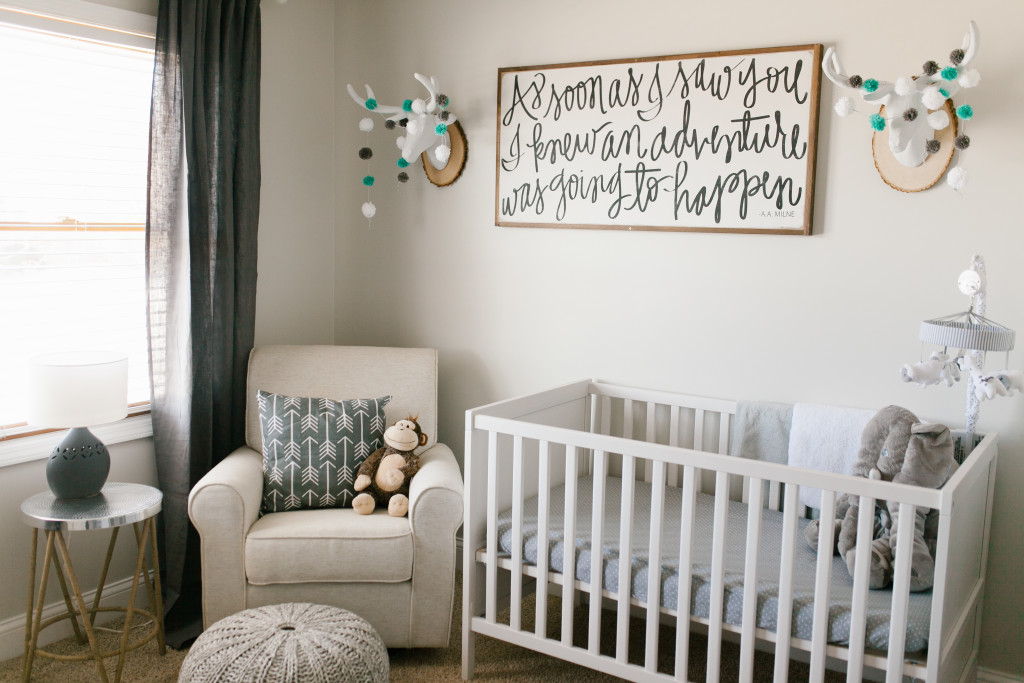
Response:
[496, 44, 822, 235]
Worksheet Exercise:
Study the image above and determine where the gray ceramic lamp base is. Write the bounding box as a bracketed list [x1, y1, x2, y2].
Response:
[46, 426, 110, 499]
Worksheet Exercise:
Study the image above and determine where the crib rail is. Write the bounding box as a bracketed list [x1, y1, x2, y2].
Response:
[462, 380, 997, 683]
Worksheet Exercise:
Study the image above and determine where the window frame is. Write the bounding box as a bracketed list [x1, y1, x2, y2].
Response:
[0, 0, 157, 463]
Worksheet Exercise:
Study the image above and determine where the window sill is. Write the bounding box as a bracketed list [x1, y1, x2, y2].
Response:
[0, 414, 154, 468]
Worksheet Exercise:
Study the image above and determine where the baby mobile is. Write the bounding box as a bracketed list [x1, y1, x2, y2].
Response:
[822, 21, 980, 192]
[347, 74, 463, 223]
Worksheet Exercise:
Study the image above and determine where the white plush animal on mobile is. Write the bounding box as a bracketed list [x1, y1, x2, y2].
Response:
[958, 355, 1008, 401]
[901, 351, 960, 387]
[994, 370, 1024, 395]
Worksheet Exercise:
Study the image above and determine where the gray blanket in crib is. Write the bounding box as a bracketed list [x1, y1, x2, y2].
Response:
[496, 475, 931, 653]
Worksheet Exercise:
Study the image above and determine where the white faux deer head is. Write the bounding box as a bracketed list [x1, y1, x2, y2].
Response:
[347, 73, 458, 171]
[823, 21, 979, 169]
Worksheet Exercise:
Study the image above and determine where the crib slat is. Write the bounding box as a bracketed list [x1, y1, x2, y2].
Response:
[588, 451, 608, 655]
[667, 406, 681, 488]
[674, 465, 698, 681]
[616, 455, 636, 663]
[810, 489, 837, 682]
[645, 460, 666, 672]
[510, 436, 525, 632]
[768, 481, 782, 511]
[718, 412, 730, 454]
[623, 399, 634, 440]
[693, 408, 705, 450]
[846, 494, 875, 682]
[886, 502, 915, 683]
[706, 470, 730, 682]
[486, 430, 498, 623]
[643, 402, 656, 482]
[773, 484, 799, 682]
[535, 441, 551, 639]
[738, 477, 764, 683]
[561, 446, 578, 647]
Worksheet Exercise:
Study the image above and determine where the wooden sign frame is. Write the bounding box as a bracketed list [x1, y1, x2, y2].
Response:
[496, 44, 822, 235]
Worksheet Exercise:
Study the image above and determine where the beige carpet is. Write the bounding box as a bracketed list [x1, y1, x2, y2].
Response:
[1, 575, 845, 682]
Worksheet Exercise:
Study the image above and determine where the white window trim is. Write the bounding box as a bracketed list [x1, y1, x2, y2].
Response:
[0, 414, 154, 467]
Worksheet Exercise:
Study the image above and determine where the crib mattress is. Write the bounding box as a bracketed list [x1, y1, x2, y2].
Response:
[495, 475, 931, 652]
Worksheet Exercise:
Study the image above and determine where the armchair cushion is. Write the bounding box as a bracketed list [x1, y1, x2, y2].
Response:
[244, 508, 413, 584]
[257, 391, 390, 512]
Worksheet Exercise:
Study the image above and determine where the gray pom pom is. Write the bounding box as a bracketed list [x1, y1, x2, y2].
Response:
[926, 139, 941, 154]
[397, 172, 409, 183]
[384, 119, 396, 130]
[436, 93, 449, 108]
[848, 75, 863, 88]
[439, 110, 451, 121]
[398, 118, 409, 128]
[358, 147, 373, 160]
[902, 108, 918, 122]
[923, 60, 940, 76]
[954, 135, 970, 150]
[950, 49, 965, 66]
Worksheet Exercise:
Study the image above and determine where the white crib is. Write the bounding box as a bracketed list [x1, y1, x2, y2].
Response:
[461, 381, 997, 683]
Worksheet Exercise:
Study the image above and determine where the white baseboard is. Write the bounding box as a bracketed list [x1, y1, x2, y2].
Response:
[0, 572, 154, 663]
[978, 668, 1024, 683]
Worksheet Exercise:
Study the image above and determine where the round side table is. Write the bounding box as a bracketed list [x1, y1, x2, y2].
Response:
[21, 482, 166, 683]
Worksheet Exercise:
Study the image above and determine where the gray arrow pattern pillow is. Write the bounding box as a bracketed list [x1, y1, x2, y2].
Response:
[257, 390, 391, 513]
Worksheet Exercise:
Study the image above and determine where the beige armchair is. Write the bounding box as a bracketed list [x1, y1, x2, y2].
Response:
[187, 346, 463, 647]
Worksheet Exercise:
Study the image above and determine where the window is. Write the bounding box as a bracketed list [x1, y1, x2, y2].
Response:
[0, 4, 155, 434]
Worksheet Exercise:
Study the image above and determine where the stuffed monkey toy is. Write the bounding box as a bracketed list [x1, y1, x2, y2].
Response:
[352, 417, 427, 517]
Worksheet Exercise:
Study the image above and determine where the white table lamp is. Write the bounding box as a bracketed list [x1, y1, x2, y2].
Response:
[28, 351, 129, 499]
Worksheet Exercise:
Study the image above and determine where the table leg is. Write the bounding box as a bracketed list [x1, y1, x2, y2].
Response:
[147, 518, 166, 654]
[90, 527, 119, 627]
[51, 536, 86, 644]
[114, 519, 150, 682]
[22, 530, 37, 683]
[54, 530, 109, 683]
[133, 521, 166, 654]
[23, 532, 55, 683]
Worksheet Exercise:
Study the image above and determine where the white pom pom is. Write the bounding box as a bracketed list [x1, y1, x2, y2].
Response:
[927, 110, 950, 130]
[396, 135, 407, 150]
[406, 119, 421, 136]
[833, 96, 855, 117]
[361, 201, 376, 219]
[359, 117, 374, 132]
[894, 76, 912, 96]
[434, 144, 451, 164]
[958, 68, 981, 89]
[947, 166, 968, 190]
[922, 87, 946, 111]
[411, 98, 427, 115]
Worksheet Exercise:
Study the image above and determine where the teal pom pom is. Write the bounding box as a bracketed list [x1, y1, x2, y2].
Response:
[869, 113, 886, 131]
[402, 99, 413, 112]
[365, 98, 377, 110]
[362, 175, 375, 186]
[956, 104, 974, 120]
[397, 158, 410, 168]
[941, 66, 958, 81]
[863, 78, 879, 93]
[939, 88, 950, 98]
[434, 123, 447, 136]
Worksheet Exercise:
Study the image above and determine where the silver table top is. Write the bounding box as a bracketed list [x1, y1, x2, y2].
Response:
[21, 482, 162, 531]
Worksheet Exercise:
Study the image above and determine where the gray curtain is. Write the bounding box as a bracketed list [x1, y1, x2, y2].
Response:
[146, 0, 260, 646]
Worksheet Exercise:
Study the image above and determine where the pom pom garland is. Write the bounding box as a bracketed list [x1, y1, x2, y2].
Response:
[436, 94, 449, 108]
[384, 119, 397, 130]
[922, 87, 946, 110]
[925, 139, 941, 154]
[927, 110, 950, 130]
[863, 78, 879, 93]
[406, 119, 421, 135]
[398, 118, 409, 128]
[941, 66, 958, 81]
[869, 113, 886, 131]
[894, 77, 912, 96]
[359, 117, 374, 132]
[956, 104, 974, 120]
[358, 147, 373, 160]
[902, 108, 918, 122]
[411, 98, 426, 115]
[950, 48, 965, 65]
[402, 99, 413, 112]
[946, 166, 967, 190]
[439, 110, 451, 121]
[365, 98, 377, 110]
[434, 123, 448, 136]
[397, 172, 409, 183]
[939, 87, 950, 98]
[435, 144, 450, 164]
[361, 202, 376, 219]
[848, 74, 863, 88]
[958, 69, 981, 88]
[362, 175, 375, 187]
[397, 158, 410, 168]
[834, 96, 855, 117]
[396, 136, 406, 150]
[954, 134, 971, 150]
[922, 60, 940, 76]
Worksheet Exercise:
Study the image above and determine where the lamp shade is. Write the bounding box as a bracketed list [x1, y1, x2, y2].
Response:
[28, 351, 129, 428]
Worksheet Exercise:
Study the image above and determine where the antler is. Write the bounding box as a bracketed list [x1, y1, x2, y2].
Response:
[959, 20, 980, 70]
[346, 83, 405, 117]
[821, 47, 894, 102]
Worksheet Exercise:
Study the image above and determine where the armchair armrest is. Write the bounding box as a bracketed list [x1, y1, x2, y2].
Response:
[187, 445, 263, 628]
[407, 442, 464, 646]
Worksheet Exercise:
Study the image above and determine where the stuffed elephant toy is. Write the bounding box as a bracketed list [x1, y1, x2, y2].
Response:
[804, 405, 957, 592]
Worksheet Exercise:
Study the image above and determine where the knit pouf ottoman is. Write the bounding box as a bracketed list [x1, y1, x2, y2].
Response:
[178, 603, 389, 683]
